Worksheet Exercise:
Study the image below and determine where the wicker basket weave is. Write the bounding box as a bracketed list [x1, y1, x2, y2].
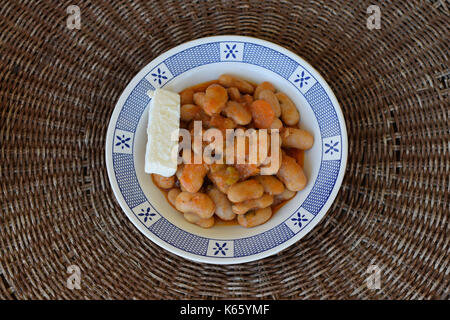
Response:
[0, 0, 448, 299]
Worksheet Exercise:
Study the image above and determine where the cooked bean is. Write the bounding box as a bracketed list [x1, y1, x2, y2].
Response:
[209, 114, 236, 130]
[194, 109, 211, 125]
[180, 104, 202, 122]
[275, 189, 296, 201]
[277, 154, 307, 191]
[270, 118, 283, 130]
[223, 101, 252, 125]
[232, 194, 274, 215]
[207, 165, 240, 193]
[255, 176, 285, 195]
[153, 174, 175, 189]
[258, 89, 281, 117]
[179, 164, 208, 193]
[180, 89, 194, 105]
[207, 186, 236, 221]
[175, 165, 183, 179]
[260, 151, 282, 175]
[281, 127, 314, 150]
[254, 81, 275, 99]
[227, 87, 241, 101]
[218, 74, 254, 94]
[193, 92, 206, 108]
[273, 188, 297, 205]
[189, 80, 220, 92]
[203, 84, 228, 115]
[184, 212, 215, 228]
[276, 92, 300, 125]
[285, 148, 304, 167]
[227, 179, 264, 203]
[234, 164, 260, 180]
[250, 100, 275, 129]
[237, 207, 272, 228]
[175, 192, 215, 218]
[168, 188, 181, 207]
[259, 136, 282, 175]
[217, 74, 235, 87]
[241, 94, 253, 108]
[185, 111, 210, 129]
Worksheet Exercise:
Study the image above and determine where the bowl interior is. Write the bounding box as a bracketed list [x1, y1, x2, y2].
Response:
[133, 63, 322, 240]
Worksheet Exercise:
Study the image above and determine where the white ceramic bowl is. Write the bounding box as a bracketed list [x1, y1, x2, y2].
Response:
[106, 36, 348, 264]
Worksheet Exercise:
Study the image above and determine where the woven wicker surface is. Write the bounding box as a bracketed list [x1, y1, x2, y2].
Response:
[0, 0, 448, 300]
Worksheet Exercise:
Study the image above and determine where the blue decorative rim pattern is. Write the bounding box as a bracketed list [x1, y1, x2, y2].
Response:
[106, 36, 347, 264]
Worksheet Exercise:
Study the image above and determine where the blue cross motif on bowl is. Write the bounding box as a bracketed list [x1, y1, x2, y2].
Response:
[223, 44, 239, 59]
[116, 134, 131, 149]
[291, 212, 309, 228]
[325, 140, 339, 155]
[151, 67, 168, 85]
[138, 207, 156, 223]
[213, 242, 229, 255]
[294, 71, 311, 88]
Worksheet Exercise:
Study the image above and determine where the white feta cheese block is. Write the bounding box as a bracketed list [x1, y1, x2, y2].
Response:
[144, 88, 180, 177]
